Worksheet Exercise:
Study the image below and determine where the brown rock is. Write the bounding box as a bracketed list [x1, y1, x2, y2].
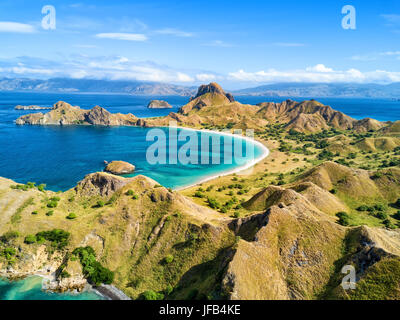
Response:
[147, 100, 172, 109]
[104, 161, 135, 175]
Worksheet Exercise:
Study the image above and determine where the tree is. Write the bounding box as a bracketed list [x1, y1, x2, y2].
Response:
[336, 212, 350, 226]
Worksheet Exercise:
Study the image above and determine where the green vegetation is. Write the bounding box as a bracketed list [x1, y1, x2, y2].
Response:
[351, 258, 400, 300]
[0, 247, 16, 264]
[96, 200, 105, 208]
[164, 255, 174, 264]
[11, 197, 34, 224]
[140, 290, 164, 300]
[336, 212, 350, 226]
[24, 229, 70, 249]
[0, 231, 19, 243]
[72, 246, 114, 286]
[24, 235, 37, 244]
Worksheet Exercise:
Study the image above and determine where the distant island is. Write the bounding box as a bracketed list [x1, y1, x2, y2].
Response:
[2, 77, 400, 98]
[147, 100, 172, 109]
[15, 105, 54, 110]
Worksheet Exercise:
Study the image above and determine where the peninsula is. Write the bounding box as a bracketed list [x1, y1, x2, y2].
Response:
[2, 82, 400, 301]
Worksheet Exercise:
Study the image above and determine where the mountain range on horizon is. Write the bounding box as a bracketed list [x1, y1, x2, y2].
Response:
[1, 77, 400, 98]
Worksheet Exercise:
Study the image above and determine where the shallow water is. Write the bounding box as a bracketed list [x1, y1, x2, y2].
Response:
[0, 276, 104, 300]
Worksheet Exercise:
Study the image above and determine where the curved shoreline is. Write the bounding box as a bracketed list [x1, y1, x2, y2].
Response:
[168, 126, 270, 191]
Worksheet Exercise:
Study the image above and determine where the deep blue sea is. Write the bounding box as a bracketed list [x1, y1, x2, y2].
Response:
[0, 91, 399, 300]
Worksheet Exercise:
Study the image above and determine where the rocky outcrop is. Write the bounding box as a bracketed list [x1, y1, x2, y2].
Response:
[179, 82, 235, 114]
[192, 82, 235, 102]
[147, 100, 172, 109]
[75, 172, 135, 197]
[104, 161, 135, 175]
[15, 101, 139, 126]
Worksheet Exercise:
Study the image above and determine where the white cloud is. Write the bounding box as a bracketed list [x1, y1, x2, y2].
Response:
[95, 33, 147, 41]
[196, 73, 217, 82]
[155, 28, 193, 37]
[203, 40, 233, 47]
[228, 64, 400, 84]
[306, 64, 334, 73]
[0, 22, 35, 33]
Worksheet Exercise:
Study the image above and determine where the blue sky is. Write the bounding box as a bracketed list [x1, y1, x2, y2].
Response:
[0, 0, 400, 89]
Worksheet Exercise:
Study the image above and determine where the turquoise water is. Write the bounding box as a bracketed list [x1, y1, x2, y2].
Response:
[0, 276, 104, 300]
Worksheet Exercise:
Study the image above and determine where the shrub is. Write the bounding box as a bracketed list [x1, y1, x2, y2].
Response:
[72, 246, 114, 285]
[393, 211, 400, 221]
[165, 285, 173, 296]
[46, 211, 54, 216]
[96, 200, 105, 208]
[49, 196, 61, 202]
[47, 200, 58, 208]
[376, 211, 388, 220]
[24, 235, 37, 244]
[126, 190, 135, 196]
[60, 270, 71, 279]
[233, 212, 241, 219]
[357, 205, 369, 212]
[336, 212, 350, 226]
[330, 189, 338, 195]
[31, 211, 39, 215]
[66, 213, 77, 220]
[37, 184, 46, 192]
[0, 231, 19, 243]
[194, 191, 204, 198]
[36, 229, 70, 249]
[207, 197, 220, 209]
[141, 290, 164, 300]
[383, 219, 396, 229]
[164, 255, 174, 264]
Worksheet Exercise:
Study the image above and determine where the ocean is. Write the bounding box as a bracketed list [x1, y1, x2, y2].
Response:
[0, 91, 399, 300]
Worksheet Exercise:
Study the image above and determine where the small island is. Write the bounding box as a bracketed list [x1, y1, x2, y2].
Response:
[147, 100, 172, 109]
[104, 161, 135, 175]
[15, 105, 54, 110]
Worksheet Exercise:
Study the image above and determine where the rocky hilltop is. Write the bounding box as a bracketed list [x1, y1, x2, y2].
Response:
[147, 100, 172, 109]
[16, 101, 139, 126]
[104, 161, 135, 175]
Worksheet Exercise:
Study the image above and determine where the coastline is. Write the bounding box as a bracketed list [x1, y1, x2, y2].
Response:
[169, 126, 270, 191]
[0, 273, 130, 300]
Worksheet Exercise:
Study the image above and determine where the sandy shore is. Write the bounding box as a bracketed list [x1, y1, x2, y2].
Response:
[169, 126, 270, 191]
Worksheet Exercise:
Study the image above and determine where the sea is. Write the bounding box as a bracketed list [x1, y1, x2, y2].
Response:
[0, 91, 399, 300]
